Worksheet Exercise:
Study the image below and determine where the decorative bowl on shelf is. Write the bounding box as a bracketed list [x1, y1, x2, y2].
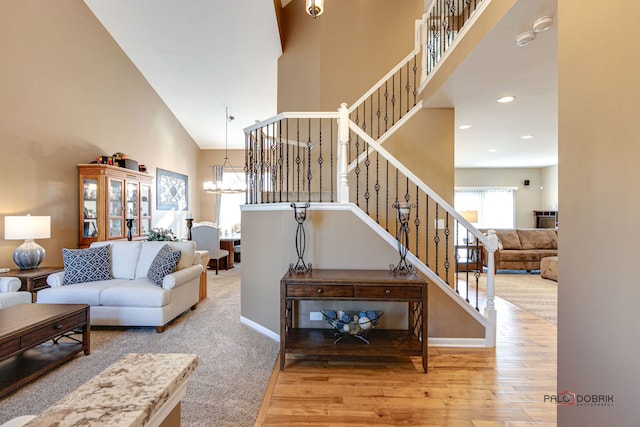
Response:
[321, 310, 383, 344]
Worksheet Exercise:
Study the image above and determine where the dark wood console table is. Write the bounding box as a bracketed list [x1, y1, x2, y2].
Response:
[280, 269, 428, 372]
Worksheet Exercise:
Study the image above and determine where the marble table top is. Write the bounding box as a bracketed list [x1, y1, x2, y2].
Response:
[24, 353, 198, 427]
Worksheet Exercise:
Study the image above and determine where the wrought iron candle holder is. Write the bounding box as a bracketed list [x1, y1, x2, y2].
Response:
[289, 202, 312, 274]
[185, 218, 193, 240]
[126, 218, 135, 241]
[390, 202, 416, 275]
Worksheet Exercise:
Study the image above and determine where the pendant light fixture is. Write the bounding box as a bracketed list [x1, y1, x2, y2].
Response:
[306, 0, 324, 18]
[203, 107, 246, 194]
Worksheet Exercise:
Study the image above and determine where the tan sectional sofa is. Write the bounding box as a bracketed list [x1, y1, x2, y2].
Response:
[481, 228, 558, 272]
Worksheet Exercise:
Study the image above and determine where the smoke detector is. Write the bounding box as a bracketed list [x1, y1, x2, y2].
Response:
[533, 16, 553, 33]
[516, 31, 536, 47]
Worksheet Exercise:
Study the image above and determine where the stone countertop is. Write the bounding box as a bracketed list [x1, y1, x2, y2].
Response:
[24, 353, 198, 427]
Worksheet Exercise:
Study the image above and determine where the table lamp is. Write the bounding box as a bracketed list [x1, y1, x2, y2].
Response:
[4, 215, 51, 270]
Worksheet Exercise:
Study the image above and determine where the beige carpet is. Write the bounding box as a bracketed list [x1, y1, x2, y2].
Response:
[473, 270, 558, 324]
[0, 265, 280, 427]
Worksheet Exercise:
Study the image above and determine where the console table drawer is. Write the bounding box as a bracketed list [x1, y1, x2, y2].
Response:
[21, 313, 86, 348]
[0, 337, 20, 360]
[354, 285, 423, 299]
[287, 285, 354, 298]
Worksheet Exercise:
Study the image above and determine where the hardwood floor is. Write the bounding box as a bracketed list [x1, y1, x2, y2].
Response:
[255, 296, 557, 426]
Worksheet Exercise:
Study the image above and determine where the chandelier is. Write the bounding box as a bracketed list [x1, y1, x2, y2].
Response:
[203, 107, 246, 194]
[306, 0, 324, 18]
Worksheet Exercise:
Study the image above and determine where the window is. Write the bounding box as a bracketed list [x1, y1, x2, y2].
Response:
[217, 171, 245, 234]
[454, 187, 516, 229]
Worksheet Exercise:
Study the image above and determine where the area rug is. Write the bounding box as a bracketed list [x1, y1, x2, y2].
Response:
[475, 270, 558, 324]
[0, 265, 280, 427]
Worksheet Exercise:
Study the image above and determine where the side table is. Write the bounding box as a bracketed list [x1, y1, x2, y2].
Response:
[0, 267, 64, 302]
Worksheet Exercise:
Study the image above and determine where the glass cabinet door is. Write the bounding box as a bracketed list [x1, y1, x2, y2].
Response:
[82, 179, 99, 238]
[126, 181, 139, 236]
[140, 184, 151, 236]
[108, 178, 124, 238]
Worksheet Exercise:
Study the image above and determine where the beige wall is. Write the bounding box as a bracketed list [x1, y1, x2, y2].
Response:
[558, 1, 640, 425]
[0, 0, 200, 267]
[455, 167, 558, 228]
[241, 206, 484, 338]
[279, 0, 423, 111]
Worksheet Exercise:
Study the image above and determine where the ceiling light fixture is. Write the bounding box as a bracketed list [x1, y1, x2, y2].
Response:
[306, 0, 324, 18]
[521, 134, 534, 139]
[203, 107, 246, 194]
[458, 124, 471, 130]
[497, 95, 515, 103]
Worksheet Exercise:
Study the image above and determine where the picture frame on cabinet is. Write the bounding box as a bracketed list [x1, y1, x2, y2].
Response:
[156, 168, 188, 211]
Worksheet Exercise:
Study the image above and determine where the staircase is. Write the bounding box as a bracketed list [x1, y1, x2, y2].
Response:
[243, 0, 501, 347]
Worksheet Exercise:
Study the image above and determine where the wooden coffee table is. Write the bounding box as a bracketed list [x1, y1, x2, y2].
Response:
[0, 304, 90, 397]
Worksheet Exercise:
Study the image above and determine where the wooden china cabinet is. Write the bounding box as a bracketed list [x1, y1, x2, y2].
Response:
[77, 164, 153, 248]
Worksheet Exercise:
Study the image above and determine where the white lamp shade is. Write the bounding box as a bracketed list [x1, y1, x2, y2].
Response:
[4, 216, 51, 240]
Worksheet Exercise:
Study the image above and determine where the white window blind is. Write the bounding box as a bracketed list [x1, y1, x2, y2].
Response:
[455, 187, 515, 229]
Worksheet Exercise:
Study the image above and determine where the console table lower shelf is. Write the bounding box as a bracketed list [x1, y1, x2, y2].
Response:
[280, 269, 428, 373]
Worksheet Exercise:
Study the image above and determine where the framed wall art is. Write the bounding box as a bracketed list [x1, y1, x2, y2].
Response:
[156, 168, 188, 211]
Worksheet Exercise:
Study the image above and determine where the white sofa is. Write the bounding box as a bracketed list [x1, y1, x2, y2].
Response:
[37, 241, 203, 333]
[0, 277, 31, 309]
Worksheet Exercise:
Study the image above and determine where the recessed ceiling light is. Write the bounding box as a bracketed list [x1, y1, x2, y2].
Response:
[521, 134, 534, 139]
[458, 124, 471, 130]
[488, 148, 497, 153]
[497, 95, 515, 103]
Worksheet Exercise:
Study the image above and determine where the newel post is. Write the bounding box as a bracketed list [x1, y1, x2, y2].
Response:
[337, 102, 350, 203]
[484, 229, 499, 346]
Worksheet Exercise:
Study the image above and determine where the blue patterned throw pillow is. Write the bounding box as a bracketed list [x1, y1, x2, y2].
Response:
[62, 245, 113, 285]
[147, 244, 182, 286]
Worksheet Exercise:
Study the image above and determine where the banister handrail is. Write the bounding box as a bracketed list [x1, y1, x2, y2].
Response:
[243, 111, 339, 134]
[348, 120, 492, 249]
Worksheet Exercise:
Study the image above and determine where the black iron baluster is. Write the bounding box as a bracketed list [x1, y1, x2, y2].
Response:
[405, 61, 410, 115]
[330, 119, 334, 202]
[412, 55, 418, 107]
[425, 194, 430, 267]
[399, 68, 403, 120]
[307, 119, 312, 202]
[444, 211, 451, 285]
[391, 74, 396, 127]
[376, 88, 381, 139]
[271, 122, 278, 202]
[295, 118, 301, 202]
[285, 119, 290, 203]
[365, 140, 370, 215]
[414, 185, 420, 259]
[375, 151, 380, 223]
[355, 133, 360, 206]
[385, 159, 389, 232]
[318, 119, 323, 203]
[434, 204, 440, 275]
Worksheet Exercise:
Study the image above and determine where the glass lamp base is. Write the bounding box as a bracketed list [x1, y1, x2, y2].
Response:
[13, 239, 45, 270]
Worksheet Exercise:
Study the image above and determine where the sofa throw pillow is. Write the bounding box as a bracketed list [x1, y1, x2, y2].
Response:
[147, 244, 182, 286]
[62, 245, 113, 285]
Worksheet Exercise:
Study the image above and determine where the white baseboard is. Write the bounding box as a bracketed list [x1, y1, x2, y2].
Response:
[240, 316, 491, 348]
[240, 316, 279, 342]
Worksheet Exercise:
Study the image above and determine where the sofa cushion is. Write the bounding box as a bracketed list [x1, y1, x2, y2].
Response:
[147, 244, 182, 286]
[517, 229, 557, 250]
[37, 280, 117, 305]
[62, 245, 113, 285]
[135, 241, 196, 279]
[91, 241, 142, 279]
[495, 230, 522, 250]
[99, 280, 170, 307]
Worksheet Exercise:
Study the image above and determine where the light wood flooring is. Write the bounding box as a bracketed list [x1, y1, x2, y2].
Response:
[255, 295, 557, 426]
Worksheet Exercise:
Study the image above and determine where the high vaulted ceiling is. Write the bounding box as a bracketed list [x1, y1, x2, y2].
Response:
[84, 0, 557, 168]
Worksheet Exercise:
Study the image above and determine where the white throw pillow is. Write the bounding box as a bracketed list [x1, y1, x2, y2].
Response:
[91, 241, 142, 279]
